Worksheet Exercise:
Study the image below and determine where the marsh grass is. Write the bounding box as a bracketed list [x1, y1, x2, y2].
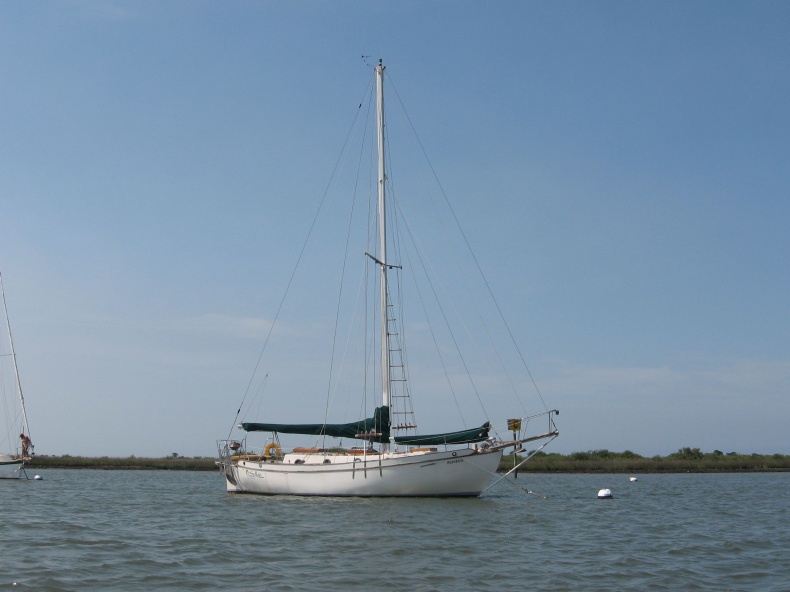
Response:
[501, 448, 790, 473]
[26, 448, 790, 472]
[27, 455, 217, 471]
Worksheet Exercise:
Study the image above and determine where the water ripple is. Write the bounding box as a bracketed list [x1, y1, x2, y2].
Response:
[1, 471, 789, 590]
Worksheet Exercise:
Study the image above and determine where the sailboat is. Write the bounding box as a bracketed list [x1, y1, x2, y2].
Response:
[0, 273, 34, 479]
[216, 61, 559, 497]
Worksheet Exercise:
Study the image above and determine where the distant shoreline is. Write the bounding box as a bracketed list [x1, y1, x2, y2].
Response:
[26, 456, 218, 471]
[25, 449, 790, 473]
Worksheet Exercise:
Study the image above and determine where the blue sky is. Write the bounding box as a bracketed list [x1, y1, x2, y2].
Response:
[1, 1, 788, 458]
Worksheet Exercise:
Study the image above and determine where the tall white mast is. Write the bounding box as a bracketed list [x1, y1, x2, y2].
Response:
[0, 273, 31, 442]
[375, 60, 391, 423]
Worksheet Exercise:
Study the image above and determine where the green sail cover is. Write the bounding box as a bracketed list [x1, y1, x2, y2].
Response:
[393, 422, 491, 446]
[242, 406, 491, 446]
[241, 406, 391, 442]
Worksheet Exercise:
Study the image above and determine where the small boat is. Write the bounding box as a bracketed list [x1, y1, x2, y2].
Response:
[0, 273, 34, 479]
[216, 61, 559, 497]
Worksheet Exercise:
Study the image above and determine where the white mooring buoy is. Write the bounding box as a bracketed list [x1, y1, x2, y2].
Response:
[34, 474, 43, 480]
[597, 488, 613, 499]
[629, 476, 638, 482]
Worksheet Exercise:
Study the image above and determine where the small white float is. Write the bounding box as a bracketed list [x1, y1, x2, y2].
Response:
[597, 488, 613, 499]
[629, 476, 638, 482]
[34, 475, 43, 480]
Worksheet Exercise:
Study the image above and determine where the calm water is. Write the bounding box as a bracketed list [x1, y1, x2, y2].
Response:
[2, 470, 788, 591]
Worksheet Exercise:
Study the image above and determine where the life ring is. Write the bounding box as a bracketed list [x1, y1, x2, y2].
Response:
[264, 442, 282, 458]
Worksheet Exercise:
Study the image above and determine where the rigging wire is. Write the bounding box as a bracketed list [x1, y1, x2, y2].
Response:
[321, 77, 376, 447]
[227, 77, 375, 440]
[386, 75, 549, 415]
[398, 234, 468, 425]
[379, 102, 418, 435]
[393, 204, 482, 423]
[380, 72, 516, 426]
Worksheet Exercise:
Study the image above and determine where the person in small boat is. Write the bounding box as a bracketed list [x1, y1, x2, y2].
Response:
[19, 433, 32, 457]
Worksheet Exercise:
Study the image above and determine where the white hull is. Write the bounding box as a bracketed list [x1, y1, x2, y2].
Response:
[224, 448, 503, 497]
[0, 453, 24, 479]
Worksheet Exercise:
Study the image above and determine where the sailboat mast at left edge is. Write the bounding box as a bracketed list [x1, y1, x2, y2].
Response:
[0, 272, 34, 479]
